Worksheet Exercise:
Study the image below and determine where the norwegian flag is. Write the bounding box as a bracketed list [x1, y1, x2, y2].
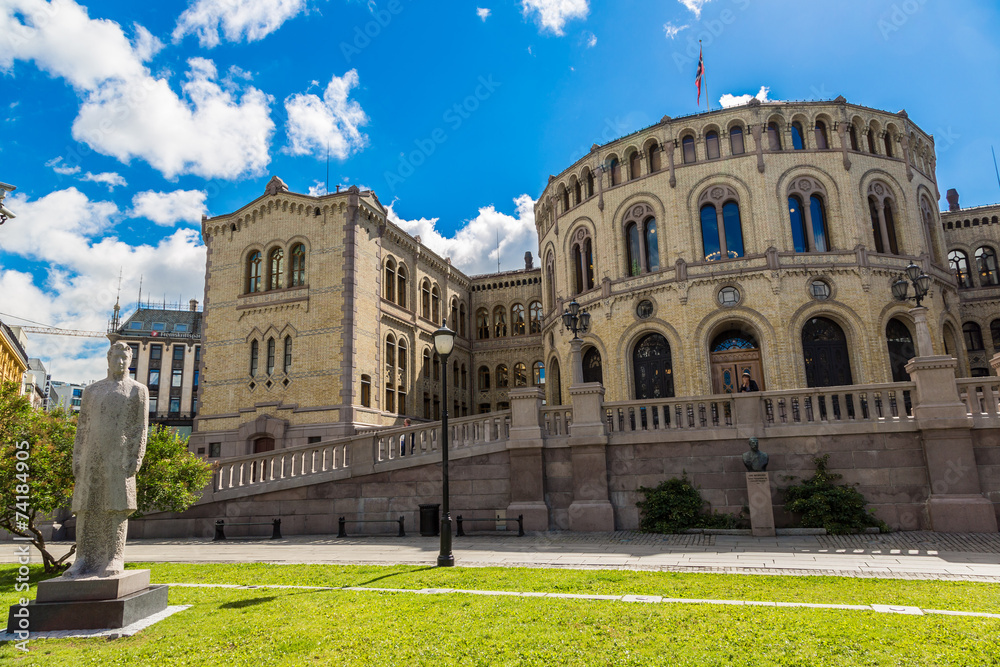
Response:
[696, 46, 704, 105]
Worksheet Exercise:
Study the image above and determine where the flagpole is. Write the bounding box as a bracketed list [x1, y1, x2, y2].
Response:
[993, 146, 1000, 197]
[703, 41, 709, 113]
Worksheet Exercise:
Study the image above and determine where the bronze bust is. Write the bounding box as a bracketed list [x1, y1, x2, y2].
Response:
[742, 437, 769, 472]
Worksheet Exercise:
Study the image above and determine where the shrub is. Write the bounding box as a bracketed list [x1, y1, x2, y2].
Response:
[636, 475, 744, 534]
[783, 455, 888, 534]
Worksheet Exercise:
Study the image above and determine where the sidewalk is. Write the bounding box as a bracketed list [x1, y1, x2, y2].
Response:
[5, 531, 1000, 582]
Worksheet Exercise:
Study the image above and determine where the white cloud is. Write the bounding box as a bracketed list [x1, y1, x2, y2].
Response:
[131, 189, 208, 226]
[80, 171, 127, 190]
[520, 0, 588, 36]
[387, 195, 538, 276]
[173, 0, 306, 48]
[678, 0, 711, 18]
[1, 1, 275, 180]
[719, 85, 772, 109]
[0, 188, 206, 383]
[45, 156, 80, 175]
[584, 31, 597, 48]
[284, 70, 369, 160]
[663, 22, 688, 39]
[307, 181, 327, 197]
[476, 7, 491, 21]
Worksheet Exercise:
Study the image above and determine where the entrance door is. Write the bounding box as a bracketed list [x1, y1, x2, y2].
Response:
[710, 330, 763, 394]
[802, 317, 853, 387]
[633, 333, 674, 399]
[253, 437, 275, 453]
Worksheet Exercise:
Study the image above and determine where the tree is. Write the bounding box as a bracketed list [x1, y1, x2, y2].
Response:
[0, 382, 213, 572]
[0, 382, 76, 572]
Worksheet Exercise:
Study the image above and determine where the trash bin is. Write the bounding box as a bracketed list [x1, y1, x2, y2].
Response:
[419, 504, 440, 537]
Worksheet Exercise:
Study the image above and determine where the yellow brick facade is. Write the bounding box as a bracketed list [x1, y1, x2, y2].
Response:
[0, 322, 28, 389]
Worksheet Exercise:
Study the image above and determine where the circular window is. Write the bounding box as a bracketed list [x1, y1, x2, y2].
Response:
[718, 286, 741, 307]
[636, 300, 654, 319]
[810, 280, 831, 300]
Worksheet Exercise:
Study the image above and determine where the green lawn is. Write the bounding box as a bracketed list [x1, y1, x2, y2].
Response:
[1, 564, 998, 666]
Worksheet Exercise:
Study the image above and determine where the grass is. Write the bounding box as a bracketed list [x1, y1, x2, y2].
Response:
[0, 563, 998, 666]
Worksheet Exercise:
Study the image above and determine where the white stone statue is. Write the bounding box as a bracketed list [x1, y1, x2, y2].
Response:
[63, 342, 148, 579]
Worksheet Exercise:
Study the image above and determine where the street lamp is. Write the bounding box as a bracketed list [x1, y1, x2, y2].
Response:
[0, 182, 17, 225]
[432, 321, 456, 567]
[561, 299, 590, 339]
[891, 262, 932, 307]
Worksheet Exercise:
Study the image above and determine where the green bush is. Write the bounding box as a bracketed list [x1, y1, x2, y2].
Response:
[783, 455, 888, 534]
[636, 475, 745, 534]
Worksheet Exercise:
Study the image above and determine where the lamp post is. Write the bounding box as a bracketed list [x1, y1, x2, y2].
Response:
[892, 262, 934, 357]
[561, 300, 591, 384]
[0, 182, 17, 225]
[432, 321, 456, 567]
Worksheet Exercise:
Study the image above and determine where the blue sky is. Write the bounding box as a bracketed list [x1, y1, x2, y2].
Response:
[2, 0, 1000, 383]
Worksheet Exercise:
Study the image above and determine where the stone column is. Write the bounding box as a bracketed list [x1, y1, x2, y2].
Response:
[910, 306, 934, 358]
[837, 121, 852, 171]
[666, 139, 677, 188]
[506, 387, 549, 531]
[569, 337, 584, 385]
[752, 125, 765, 173]
[905, 355, 998, 533]
[567, 382, 615, 531]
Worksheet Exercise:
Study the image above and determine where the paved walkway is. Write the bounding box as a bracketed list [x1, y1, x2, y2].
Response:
[5, 531, 1000, 582]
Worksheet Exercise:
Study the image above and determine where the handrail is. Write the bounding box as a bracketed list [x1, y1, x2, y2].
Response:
[760, 382, 914, 425]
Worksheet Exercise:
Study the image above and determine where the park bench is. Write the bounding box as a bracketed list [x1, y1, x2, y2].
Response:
[213, 518, 282, 541]
[338, 516, 406, 537]
[456, 514, 524, 537]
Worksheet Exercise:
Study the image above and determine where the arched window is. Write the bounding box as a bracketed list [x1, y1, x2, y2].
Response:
[573, 179, 582, 205]
[431, 285, 440, 323]
[867, 127, 877, 153]
[384, 258, 396, 302]
[849, 125, 860, 151]
[976, 246, 999, 286]
[883, 132, 894, 157]
[511, 304, 526, 335]
[478, 366, 490, 391]
[629, 151, 641, 180]
[493, 306, 507, 337]
[791, 121, 805, 150]
[396, 265, 407, 308]
[814, 120, 829, 149]
[266, 338, 276, 375]
[633, 333, 673, 399]
[545, 252, 556, 311]
[626, 222, 642, 277]
[290, 244, 306, 287]
[787, 180, 830, 253]
[571, 231, 595, 293]
[699, 188, 744, 261]
[647, 142, 662, 172]
[433, 351, 440, 381]
[886, 318, 915, 382]
[920, 199, 942, 265]
[529, 301, 543, 334]
[767, 122, 782, 151]
[964, 322, 985, 351]
[705, 131, 720, 159]
[360, 375, 371, 407]
[269, 248, 284, 290]
[459, 303, 467, 337]
[729, 125, 745, 155]
[250, 339, 259, 377]
[461, 364, 467, 390]
[868, 183, 900, 255]
[990, 319, 1000, 351]
[582, 347, 603, 384]
[495, 364, 509, 388]
[609, 157, 621, 186]
[644, 218, 660, 271]
[682, 135, 696, 163]
[397, 339, 407, 383]
[950, 250, 972, 288]
[283, 336, 292, 373]
[421, 280, 431, 319]
[532, 361, 544, 385]
[561, 185, 570, 212]
[453, 361, 459, 388]
[586, 170, 595, 197]
[450, 298, 459, 331]
[802, 317, 852, 387]
[513, 362, 528, 387]
[476, 308, 490, 339]
[423, 349, 431, 378]
[247, 251, 262, 293]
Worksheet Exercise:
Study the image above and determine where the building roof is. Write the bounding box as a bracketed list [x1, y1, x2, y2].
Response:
[116, 306, 202, 340]
[0, 320, 29, 366]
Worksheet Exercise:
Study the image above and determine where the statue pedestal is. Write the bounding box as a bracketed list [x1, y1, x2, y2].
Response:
[7, 570, 168, 633]
[745, 472, 776, 537]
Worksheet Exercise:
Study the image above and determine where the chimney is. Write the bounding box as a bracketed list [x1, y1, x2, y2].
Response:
[524, 251, 534, 270]
[947, 188, 960, 212]
[189, 299, 198, 312]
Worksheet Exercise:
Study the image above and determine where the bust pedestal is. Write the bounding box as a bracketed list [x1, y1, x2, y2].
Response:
[745, 472, 776, 537]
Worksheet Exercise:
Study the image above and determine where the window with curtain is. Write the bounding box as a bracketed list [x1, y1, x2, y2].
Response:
[269, 248, 284, 290]
[729, 126, 745, 155]
[682, 135, 696, 163]
[706, 131, 720, 159]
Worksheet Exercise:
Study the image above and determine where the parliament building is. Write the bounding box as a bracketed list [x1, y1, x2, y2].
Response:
[189, 98, 1000, 459]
